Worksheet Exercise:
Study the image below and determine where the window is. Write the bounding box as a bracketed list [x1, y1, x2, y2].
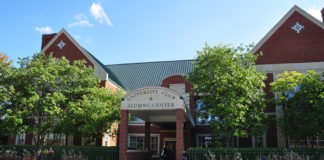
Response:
[197, 135, 213, 147]
[196, 134, 225, 147]
[129, 136, 144, 150]
[104, 133, 110, 146]
[128, 134, 160, 156]
[289, 136, 324, 148]
[45, 133, 66, 145]
[150, 137, 159, 156]
[252, 134, 266, 147]
[15, 133, 26, 145]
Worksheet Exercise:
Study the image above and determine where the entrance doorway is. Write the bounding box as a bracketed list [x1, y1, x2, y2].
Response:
[164, 138, 176, 160]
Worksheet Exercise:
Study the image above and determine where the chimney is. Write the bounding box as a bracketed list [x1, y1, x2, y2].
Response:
[321, 8, 324, 23]
[41, 33, 57, 50]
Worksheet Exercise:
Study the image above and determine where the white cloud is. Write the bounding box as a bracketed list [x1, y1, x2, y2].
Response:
[75, 34, 81, 40]
[90, 2, 113, 26]
[307, 6, 322, 21]
[68, 13, 94, 28]
[35, 26, 53, 34]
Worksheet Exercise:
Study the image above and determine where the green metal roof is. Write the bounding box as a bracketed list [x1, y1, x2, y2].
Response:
[105, 59, 195, 92]
[84, 49, 124, 89]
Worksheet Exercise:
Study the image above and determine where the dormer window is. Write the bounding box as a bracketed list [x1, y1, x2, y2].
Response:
[291, 22, 304, 33]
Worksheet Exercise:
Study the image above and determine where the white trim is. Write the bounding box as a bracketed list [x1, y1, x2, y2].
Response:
[124, 86, 181, 100]
[128, 121, 157, 126]
[41, 28, 108, 81]
[256, 62, 324, 73]
[252, 5, 324, 54]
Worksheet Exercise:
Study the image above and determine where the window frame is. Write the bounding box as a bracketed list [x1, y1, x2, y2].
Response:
[288, 136, 324, 148]
[127, 133, 160, 157]
[252, 133, 266, 148]
[196, 134, 214, 148]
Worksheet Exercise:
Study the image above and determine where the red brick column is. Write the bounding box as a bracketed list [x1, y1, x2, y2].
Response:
[185, 121, 191, 150]
[119, 110, 129, 160]
[176, 109, 184, 160]
[144, 121, 151, 151]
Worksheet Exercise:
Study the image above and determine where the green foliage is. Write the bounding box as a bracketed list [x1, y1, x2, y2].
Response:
[0, 145, 119, 160]
[0, 52, 12, 65]
[270, 71, 324, 140]
[0, 53, 123, 145]
[187, 44, 267, 139]
[187, 148, 324, 160]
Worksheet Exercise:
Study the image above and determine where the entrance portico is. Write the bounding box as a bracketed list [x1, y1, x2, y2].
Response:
[119, 87, 194, 160]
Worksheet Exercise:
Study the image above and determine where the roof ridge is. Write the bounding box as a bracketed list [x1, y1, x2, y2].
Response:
[105, 59, 196, 66]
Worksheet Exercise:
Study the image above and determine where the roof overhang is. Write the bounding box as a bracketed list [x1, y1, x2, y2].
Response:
[121, 86, 195, 127]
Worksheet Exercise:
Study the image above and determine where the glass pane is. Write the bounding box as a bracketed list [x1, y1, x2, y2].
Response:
[137, 137, 144, 143]
[151, 144, 158, 150]
[152, 150, 158, 155]
[130, 136, 136, 142]
[137, 142, 144, 150]
[129, 143, 136, 149]
[151, 137, 157, 143]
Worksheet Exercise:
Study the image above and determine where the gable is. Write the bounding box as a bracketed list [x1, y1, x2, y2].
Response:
[40, 29, 108, 81]
[254, 6, 324, 65]
[42, 32, 93, 66]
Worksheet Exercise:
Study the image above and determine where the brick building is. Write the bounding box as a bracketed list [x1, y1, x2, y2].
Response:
[6, 5, 324, 160]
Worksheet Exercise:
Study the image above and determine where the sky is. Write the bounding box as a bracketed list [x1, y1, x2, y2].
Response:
[1, 0, 324, 66]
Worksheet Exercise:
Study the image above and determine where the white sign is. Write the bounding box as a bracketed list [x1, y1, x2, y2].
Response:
[121, 87, 184, 110]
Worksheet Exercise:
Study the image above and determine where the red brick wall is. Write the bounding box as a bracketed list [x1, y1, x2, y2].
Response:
[7, 137, 15, 145]
[144, 122, 151, 151]
[43, 33, 93, 66]
[176, 109, 184, 160]
[255, 11, 324, 64]
[162, 74, 196, 125]
[41, 33, 57, 50]
[128, 125, 160, 134]
[25, 134, 33, 145]
[161, 75, 192, 93]
[264, 73, 275, 112]
[42, 33, 119, 92]
[119, 110, 129, 160]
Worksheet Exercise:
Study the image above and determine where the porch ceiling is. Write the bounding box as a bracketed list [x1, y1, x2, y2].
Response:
[129, 109, 178, 122]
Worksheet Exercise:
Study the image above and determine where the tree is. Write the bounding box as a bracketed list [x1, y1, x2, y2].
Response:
[0, 52, 12, 64]
[187, 44, 267, 146]
[270, 71, 324, 147]
[0, 53, 123, 145]
[0, 52, 12, 144]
